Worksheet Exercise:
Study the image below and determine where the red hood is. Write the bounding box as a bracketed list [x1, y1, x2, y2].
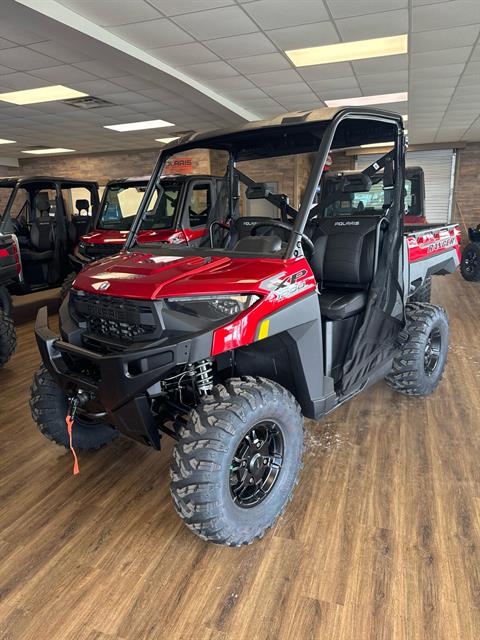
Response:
[81, 229, 182, 245]
[73, 251, 299, 300]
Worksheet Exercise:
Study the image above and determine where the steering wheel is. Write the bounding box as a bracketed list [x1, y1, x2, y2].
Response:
[250, 220, 314, 254]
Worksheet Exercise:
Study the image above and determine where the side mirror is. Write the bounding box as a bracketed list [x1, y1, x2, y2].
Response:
[340, 173, 372, 193]
[246, 183, 271, 200]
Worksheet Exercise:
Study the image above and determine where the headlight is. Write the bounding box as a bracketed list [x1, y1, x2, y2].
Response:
[165, 294, 259, 321]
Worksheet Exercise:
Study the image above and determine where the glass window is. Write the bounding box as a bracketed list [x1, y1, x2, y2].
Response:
[141, 185, 180, 231]
[98, 184, 155, 230]
[62, 186, 93, 218]
[188, 184, 211, 227]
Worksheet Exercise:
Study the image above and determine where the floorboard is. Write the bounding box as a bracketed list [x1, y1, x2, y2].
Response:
[0, 272, 479, 640]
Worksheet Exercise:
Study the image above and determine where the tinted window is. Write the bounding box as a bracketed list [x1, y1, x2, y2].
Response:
[188, 184, 211, 227]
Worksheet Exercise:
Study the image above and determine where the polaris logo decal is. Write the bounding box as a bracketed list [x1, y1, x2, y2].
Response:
[93, 281, 110, 291]
[334, 220, 360, 226]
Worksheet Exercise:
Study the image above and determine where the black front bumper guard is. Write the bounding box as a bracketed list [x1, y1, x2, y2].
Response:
[35, 306, 212, 448]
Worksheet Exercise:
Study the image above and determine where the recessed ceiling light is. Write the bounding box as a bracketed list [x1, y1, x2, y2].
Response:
[285, 34, 407, 67]
[325, 92, 408, 107]
[22, 148, 75, 155]
[0, 138, 16, 144]
[0, 85, 87, 105]
[105, 119, 174, 132]
[155, 136, 180, 144]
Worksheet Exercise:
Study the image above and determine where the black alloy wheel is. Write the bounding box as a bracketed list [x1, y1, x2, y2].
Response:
[424, 328, 441, 376]
[229, 420, 284, 508]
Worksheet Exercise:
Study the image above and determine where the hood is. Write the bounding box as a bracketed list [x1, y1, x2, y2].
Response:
[73, 250, 294, 300]
[81, 229, 182, 246]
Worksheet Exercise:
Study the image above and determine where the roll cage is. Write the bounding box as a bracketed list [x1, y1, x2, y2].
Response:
[125, 107, 405, 259]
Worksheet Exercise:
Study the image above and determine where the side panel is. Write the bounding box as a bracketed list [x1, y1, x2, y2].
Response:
[406, 224, 461, 290]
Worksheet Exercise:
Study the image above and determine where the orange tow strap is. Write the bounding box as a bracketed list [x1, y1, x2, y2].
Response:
[66, 414, 80, 475]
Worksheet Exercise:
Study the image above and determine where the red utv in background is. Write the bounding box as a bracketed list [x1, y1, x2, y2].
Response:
[61, 174, 224, 297]
[0, 232, 21, 366]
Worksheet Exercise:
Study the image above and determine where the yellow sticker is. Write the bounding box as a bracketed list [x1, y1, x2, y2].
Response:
[258, 319, 270, 340]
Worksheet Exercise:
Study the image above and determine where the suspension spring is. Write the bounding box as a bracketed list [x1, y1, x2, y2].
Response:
[194, 358, 213, 395]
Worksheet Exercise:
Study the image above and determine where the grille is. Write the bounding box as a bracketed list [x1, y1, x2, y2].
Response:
[71, 291, 159, 344]
[82, 242, 122, 258]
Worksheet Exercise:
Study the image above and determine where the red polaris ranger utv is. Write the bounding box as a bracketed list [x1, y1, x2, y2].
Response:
[61, 174, 224, 297]
[0, 232, 21, 366]
[31, 108, 460, 546]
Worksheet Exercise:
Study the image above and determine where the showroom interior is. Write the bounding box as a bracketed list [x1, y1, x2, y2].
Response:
[0, 0, 480, 638]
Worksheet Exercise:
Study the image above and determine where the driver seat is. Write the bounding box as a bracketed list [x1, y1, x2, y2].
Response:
[309, 216, 379, 320]
[20, 192, 55, 263]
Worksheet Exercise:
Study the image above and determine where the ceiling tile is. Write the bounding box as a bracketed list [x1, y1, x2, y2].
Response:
[266, 21, 339, 50]
[307, 76, 359, 92]
[0, 22, 45, 46]
[327, 0, 407, 19]
[69, 78, 126, 95]
[351, 54, 407, 74]
[172, 6, 257, 39]
[298, 61, 354, 81]
[0, 47, 61, 72]
[109, 18, 193, 48]
[410, 24, 480, 53]
[410, 63, 466, 79]
[248, 68, 303, 87]
[148, 0, 235, 16]
[181, 60, 238, 79]
[57, 0, 161, 26]
[205, 75, 256, 91]
[30, 64, 98, 84]
[242, 0, 329, 30]
[227, 87, 270, 100]
[265, 81, 314, 98]
[412, 0, 480, 31]
[230, 52, 291, 75]
[411, 46, 472, 69]
[150, 42, 219, 66]
[28, 41, 91, 65]
[205, 32, 276, 59]
[336, 9, 408, 40]
[0, 72, 52, 90]
[112, 76, 158, 91]
[74, 60, 125, 78]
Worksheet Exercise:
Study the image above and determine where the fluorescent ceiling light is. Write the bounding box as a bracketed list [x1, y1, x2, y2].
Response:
[325, 92, 408, 107]
[0, 138, 16, 144]
[105, 119, 174, 132]
[402, 114, 408, 121]
[0, 85, 87, 105]
[360, 142, 394, 148]
[155, 136, 180, 144]
[286, 34, 407, 67]
[22, 148, 75, 155]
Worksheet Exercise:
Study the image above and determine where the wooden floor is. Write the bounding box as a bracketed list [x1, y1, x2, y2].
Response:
[1, 273, 479, 640]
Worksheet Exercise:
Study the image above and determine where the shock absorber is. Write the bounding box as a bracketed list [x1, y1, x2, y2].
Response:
[194, 358, 213, 395]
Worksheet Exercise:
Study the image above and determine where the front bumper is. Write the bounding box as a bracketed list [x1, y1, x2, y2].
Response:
[35, 305, 213, 448]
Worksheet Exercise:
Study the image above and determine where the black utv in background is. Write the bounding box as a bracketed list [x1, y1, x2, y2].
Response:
[0, 176, 99, 295]
[0, 233, 19, 366]
[460, 224, 480, 281]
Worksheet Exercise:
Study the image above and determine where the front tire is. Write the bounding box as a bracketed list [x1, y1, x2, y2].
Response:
[0, 309, 16, 367]
[386, 302, 449, 396]
[30, 364, 118, 451]
[60, 271, 77, 301]
[170, 377, 304, 546]
[460, 242, 480, 281]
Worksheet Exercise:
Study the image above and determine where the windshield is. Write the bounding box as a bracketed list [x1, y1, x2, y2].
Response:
[321, 176, 412, 217]
[0, 187, 15, 219]
[127, 116, 400, 258]
[97, 183, 180, 231]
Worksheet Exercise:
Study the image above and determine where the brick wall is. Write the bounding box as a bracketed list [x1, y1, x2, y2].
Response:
[452, 142, 480, 235]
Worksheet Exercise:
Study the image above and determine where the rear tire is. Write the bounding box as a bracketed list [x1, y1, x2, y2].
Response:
[460, 242, 480, 281]
[0, 285, 12, 315]
[0, 309, 16, 367]
[386, 302, 449, 396]
[170, 377, 304, 546]
[60, 272, 77, 301]
[30, 364, 118, 451]
[409, 275, 432, 303]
